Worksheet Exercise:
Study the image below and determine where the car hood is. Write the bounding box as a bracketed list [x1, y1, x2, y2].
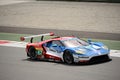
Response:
[69, 42, 109, 57]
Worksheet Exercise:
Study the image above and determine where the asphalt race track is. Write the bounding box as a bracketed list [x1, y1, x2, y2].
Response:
[0, 46, 120, 80]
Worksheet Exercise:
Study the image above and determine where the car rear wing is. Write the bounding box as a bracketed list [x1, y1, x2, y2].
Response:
[20, 32, 54, 43]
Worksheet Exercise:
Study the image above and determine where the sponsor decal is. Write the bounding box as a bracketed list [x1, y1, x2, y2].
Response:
[36, 48, 43, 55]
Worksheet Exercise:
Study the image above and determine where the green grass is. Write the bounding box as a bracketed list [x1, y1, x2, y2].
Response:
[0, 32, 120, 50]
[0, 33, 30, 42]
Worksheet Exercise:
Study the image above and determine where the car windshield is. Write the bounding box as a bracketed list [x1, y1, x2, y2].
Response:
[62, 38, 89, 47]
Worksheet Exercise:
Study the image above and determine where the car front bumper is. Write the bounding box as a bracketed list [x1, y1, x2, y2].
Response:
[73, 54, 110, 63]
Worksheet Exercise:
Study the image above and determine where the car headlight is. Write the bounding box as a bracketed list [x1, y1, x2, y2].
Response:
[76, 49, 85, 54]
[102, 45, 108, 50]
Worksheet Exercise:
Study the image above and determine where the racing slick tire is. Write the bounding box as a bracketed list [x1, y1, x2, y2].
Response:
[28, 47, 37, 60]
[63, 50, 74, 64]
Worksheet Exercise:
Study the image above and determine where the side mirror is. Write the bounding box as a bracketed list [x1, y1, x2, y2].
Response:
[87, 39, 92, 44]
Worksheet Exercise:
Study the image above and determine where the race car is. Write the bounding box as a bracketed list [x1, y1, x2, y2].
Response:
[20, 32, 110, 64]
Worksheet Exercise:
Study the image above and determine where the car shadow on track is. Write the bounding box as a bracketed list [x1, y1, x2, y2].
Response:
[22, 58, 112, 66]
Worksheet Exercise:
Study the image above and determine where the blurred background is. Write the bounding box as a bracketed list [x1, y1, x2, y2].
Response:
[37, 0, 120, 3]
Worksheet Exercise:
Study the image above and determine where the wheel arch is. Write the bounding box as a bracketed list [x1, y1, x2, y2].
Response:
[63, 49, 75, 55]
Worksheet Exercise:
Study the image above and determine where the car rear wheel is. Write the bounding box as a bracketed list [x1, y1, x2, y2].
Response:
[28, 47, 37, 60]
[63, 50, 74, 64]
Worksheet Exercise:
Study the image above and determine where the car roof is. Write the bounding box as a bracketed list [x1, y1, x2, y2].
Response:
[52, 36, 75, 41]
[39, 36, 75, 44]
[27, 36, 76, 46]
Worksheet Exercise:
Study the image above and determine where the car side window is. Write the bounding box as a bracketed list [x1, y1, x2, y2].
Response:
[45, 41, 52, 47]
[44, 40, 64, 53]
[52, 40, 64, 47]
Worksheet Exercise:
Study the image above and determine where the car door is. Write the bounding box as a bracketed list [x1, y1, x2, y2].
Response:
[45, 40, 64, 59]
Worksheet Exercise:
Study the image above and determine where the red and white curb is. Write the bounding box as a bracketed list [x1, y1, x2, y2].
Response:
[0, 40, 120, 57]
[0, 40, 27, 48]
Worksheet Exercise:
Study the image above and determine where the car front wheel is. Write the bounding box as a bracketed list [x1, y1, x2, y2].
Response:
[63, 50, 74, 64]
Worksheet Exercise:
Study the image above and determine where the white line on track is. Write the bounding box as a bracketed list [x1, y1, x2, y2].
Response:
[0, 40, 120, 57]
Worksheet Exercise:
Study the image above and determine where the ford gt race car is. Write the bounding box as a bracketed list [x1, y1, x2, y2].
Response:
[20, 32, 110, 64]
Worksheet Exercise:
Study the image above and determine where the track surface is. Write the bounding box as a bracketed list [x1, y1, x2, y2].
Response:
[0, 46, 120, 80]
[0, 1, 120, 34]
